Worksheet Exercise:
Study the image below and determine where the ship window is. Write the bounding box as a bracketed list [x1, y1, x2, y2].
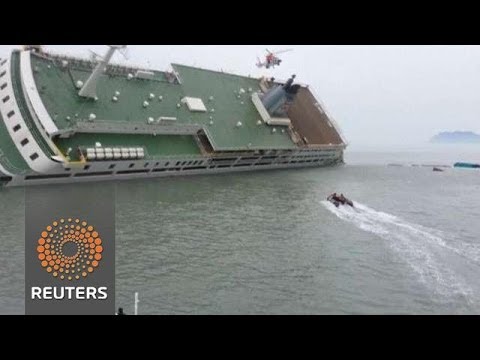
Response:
[20, 138, 29, 146]
[0, 71, 6, 78]
[84, 165, 91, 171]
[165, 162, 169, 167]
[2, 95, 10, 103]
[0, 60, 6, 66]
[144, 162, 149, 168]
[109, 164, 116, 170]
[129, 163, 135, 169]
[7, 110, 14, 118]
[30, 153, 39, 161]
[0, 83, 7, 90]
[176, 161, 181, 166]
[13, 124, 21, 132]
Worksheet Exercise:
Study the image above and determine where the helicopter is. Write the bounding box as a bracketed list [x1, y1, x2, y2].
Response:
[256, 48, 293, 69]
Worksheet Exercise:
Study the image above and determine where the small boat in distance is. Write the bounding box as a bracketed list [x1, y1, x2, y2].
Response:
[327, 193, 354, 208]
[454, 162, 480, 169]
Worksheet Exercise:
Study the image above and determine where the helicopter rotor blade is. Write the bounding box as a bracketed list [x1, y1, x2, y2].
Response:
[272, 48, 293, 55]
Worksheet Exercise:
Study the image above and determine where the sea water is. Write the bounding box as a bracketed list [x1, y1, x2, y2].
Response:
[1, 145, 479, 314]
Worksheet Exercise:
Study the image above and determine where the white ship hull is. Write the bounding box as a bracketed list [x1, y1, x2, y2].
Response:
[2, 150, 344, 187]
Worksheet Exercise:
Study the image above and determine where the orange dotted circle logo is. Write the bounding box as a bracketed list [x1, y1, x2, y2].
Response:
[36, 218, 103, 281]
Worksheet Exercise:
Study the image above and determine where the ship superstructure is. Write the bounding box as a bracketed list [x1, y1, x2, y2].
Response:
[0, 45, 347, 187]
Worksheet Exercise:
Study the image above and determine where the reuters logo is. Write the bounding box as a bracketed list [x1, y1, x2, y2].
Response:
[36, 218, 103, 281]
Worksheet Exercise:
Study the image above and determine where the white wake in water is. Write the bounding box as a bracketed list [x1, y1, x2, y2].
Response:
[322, 201, 480, 304]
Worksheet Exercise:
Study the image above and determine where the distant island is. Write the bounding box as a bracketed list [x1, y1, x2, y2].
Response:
[431, 131, 480, 144]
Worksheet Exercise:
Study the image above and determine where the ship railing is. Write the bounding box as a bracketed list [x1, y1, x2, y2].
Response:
[66, 120, 203, 136]
[34, 50, 169, 81]
[308, 87, 349, 147]
[301, 144, 346, 150]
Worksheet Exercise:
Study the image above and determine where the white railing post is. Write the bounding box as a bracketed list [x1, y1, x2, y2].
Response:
[134, 292, 139, 316]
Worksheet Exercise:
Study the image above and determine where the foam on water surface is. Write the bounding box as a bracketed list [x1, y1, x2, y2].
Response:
[322, 201, 480, 305]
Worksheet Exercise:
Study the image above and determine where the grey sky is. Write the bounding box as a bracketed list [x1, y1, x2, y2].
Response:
[1, 45, 479, 146]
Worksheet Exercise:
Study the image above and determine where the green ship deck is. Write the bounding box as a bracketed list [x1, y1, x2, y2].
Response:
[31, 55, 298, 159]
[55, 133, 201, 162]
